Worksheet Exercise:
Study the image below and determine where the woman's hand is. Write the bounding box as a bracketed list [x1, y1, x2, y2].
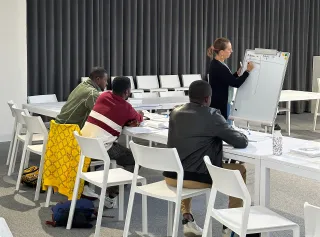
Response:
[246, 62, 254, 72]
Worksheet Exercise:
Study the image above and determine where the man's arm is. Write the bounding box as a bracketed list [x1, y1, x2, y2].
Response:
[211, 110, 248, 148]
[85, 90, 100, 110]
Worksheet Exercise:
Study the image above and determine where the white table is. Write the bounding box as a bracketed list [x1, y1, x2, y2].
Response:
[123, 128, 311, 205]
[279, 90, 320, 135]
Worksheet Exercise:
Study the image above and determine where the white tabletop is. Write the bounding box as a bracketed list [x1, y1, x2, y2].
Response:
[279, 90, 320, 102]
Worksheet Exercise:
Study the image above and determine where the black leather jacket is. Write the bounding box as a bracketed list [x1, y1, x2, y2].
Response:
[166, 102, 248, 175]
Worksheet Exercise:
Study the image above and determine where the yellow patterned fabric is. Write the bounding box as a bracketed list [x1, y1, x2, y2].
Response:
[42, 121, 91, 200]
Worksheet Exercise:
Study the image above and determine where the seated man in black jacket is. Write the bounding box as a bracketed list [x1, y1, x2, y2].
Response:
[163, 80, 248, 236]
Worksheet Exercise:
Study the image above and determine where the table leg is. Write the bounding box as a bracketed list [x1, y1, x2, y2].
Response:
[286, 101, 291, 136]
[260, 164, 270, 237]
[254, 159, 261, 205]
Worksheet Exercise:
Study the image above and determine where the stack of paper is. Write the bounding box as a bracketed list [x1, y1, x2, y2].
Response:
[125, 126, 160, 134]
[141, 120, 169, 129]
[143, 111, 169, 122]
[291, 146, 320, 158]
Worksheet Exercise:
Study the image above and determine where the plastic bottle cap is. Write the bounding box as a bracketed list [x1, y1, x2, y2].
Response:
[274, 124, 281, 131]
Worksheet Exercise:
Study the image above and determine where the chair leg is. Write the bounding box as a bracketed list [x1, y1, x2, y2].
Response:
[8, 137, 19, 176]
[94, 184, 108, 237]
[15, 140, 29, 191]
[118, 185, 124, 221]
[35, 150, 46, 201]
[123, 187, 136, 236]
[171, 200, 181, 237]
[45, 186, 52, 207]
[205, 192, 212, 237]
[167, 202, 174, 236]
[24, 150, 31, 169]
[66, 176, 81, 230]
[292, 225, 300, 237]
[286, 102, 291, 136]
[6, 123, 16, 166]
[141, 179, 148, 234]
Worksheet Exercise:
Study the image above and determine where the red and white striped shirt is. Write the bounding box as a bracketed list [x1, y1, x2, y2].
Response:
[81, 91, 143, 143]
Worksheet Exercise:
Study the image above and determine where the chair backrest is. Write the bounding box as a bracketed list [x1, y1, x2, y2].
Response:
[111, 76, 135, 89]
[73, 131, 110, 163]
[136, 75, 159, 89]
[81, 77, 89, 82]
[129, 140, 183, 174]
[304, 202, 320, 237]
[159, 75, 181, 88]
[21, 112, 48, 137]
[27, 94, 58, 104]
[204, 156, 251, 202]
[11, 105, 30, 125]
[159, 91, 185, 97]
[182, 74, 202, 87]
[7, 100, 16, 117]
[132, 92, 159, 98]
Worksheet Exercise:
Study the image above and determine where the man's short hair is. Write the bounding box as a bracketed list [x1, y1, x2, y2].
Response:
[89, 67, 107, 80]
[112, 76, 131, 95]
[189, 80, 212, 102]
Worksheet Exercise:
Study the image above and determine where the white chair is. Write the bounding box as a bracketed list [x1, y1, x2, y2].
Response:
[159, 75, 188, 91]
[159, 91, 185, 97]
[0, 217, 13, 237]
[67, 132, 146, 237]
[304, 202, 320, 237]
[136, 75, 168, 92]
[7, 106, 44, 176]
[313, 78, 320, 131]
[111, 76, 144, 93]
[202, 156, 300, 237]
[6, 101, 18, 166]
[17, 113, 49, 204]
[181, 74, 202, 88]
[124, 141, 210, 237]
[81, 77, 89, 82]
[132, 92, 159, 98]
[27, 94, 58, 104]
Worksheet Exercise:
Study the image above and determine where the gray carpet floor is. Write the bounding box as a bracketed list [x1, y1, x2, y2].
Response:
[1, 113, 320, 237]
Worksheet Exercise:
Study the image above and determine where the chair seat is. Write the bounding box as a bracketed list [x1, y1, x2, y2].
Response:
[174, 87, 189, 91]
[213, 206, 298, 234]
[278, 107, 290, 112]
[27, 144, 44, 155]
[136, 180, 209, 202]
[17, 133, 44, 142]
[81, 168, 145, 188]
[142, 88, 168, 92]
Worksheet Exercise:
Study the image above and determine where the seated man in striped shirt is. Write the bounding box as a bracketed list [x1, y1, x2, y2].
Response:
[81, 76, 144, 208]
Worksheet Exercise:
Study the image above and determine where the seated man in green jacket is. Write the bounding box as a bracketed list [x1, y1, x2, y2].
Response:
[55, 67, 107, 128]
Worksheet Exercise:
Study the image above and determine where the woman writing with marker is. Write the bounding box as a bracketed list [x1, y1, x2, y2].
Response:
[207, 38, 254, 121]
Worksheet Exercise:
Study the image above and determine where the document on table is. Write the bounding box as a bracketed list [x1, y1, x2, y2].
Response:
[291, 145, 320, 158]
[143, 111, 169, 122]
[231, 126, 271, 142]
[124, 126, 162, 134]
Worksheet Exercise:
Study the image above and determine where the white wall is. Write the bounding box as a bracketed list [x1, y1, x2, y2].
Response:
[0, 0, 27, 141]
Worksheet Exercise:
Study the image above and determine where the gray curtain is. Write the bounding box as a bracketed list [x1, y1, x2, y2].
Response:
[27, 0, 320, 113]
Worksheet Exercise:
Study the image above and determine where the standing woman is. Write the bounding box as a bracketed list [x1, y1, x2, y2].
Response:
[207, 38, 254, 121]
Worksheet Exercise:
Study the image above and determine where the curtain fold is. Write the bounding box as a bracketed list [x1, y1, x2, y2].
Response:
[27, 0, 320, 113]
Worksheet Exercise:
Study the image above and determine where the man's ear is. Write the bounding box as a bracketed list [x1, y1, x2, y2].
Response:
[204, 96, 209, 103]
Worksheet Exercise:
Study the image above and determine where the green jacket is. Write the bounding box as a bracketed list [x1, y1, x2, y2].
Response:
[55, 79, 101, 128]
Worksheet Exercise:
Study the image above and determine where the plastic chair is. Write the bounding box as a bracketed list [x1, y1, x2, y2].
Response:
[181, 74, 202, 87]
[159, 91, 185, 97]
[304, 202, 320, 237]
[16, 113, 49, 202]
[27, 94, 58, 104]
[123, 141, 210, 237]
[136, 75, 168, 92]
[7, 106, 44, 176]
[0, 217, 13, 237]
[159, 75, 188, 91]
[202, 156, 300, 237]
[67, 132, 146, 237]
[111, 76, 144, 93]
[6, 101, 18, 166]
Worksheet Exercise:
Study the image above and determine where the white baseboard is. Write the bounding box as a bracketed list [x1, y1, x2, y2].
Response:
[0, 134, 12, 142]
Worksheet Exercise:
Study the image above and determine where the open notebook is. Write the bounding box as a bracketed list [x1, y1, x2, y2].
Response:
[291, 146, 320, 158]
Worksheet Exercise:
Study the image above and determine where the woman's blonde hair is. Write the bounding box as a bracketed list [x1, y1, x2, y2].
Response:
[207, 37, 230, 59]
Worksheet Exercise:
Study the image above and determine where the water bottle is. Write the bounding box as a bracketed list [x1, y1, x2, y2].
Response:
[273, 124, 282, 156]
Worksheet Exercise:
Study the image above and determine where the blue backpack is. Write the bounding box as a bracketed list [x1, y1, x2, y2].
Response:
[46, 198, 95, 228]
